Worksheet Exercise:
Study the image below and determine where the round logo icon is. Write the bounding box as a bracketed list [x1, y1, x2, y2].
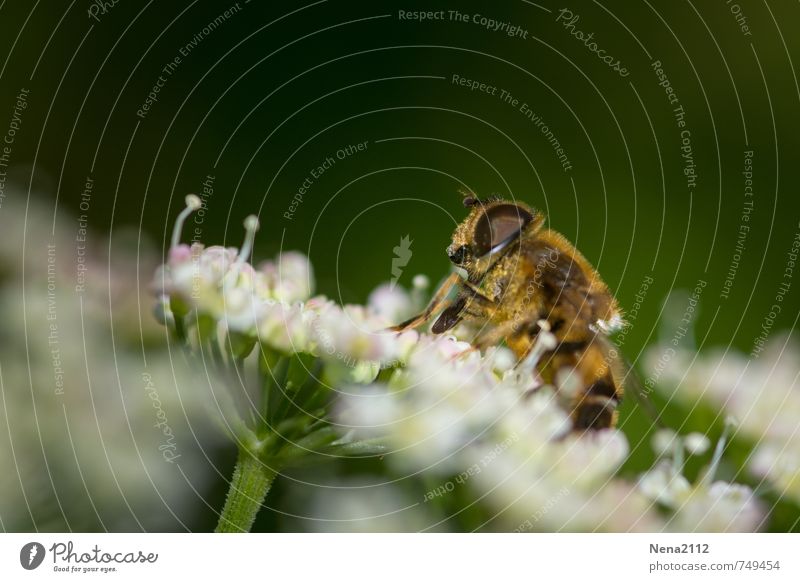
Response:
[20, 542, 46, 570]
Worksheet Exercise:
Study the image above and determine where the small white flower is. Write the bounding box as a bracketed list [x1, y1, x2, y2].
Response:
[684, 432, 711, 456]
[316, 304, 400, 364]
[154, 243, 239, 314]
[337, 384, 400, 436]
[219, 284, 262, 334]
[367, 282, 413, 323]
[638, 461, 691, 507]
[412, 274, 429, 290]
[554, 366, 584, 405]
[256, 301, 312, 354]
[487, 346, 516, 374]
[515, 322, 557, 376]
[259, 251, 315, 303]
[651, 428, 677, 457]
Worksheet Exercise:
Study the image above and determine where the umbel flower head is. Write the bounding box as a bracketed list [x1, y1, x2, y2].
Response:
[153, 198, 770, 532]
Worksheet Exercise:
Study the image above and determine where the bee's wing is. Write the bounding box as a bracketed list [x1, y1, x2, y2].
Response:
[595, 334, 665, 429]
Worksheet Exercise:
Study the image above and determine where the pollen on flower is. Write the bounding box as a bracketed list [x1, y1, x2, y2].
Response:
[244, 214, 260, 232]
[185, 194, 202, 210]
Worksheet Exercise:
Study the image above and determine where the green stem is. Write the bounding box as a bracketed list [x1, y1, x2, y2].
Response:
[215, 447, 277, 533]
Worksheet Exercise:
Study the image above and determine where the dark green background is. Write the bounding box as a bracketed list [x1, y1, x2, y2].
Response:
[1, 0, 798, 531]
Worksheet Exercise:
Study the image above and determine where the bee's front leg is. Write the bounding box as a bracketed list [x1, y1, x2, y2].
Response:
[386, 271, 462, 332]
[433, 286, 497, 334]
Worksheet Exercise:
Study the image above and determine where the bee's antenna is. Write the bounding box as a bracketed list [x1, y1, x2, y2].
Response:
[458, 188, 478, 208]
[458, 189, 505, 208]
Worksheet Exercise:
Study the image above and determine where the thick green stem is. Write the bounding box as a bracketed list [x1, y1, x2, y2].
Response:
[215, 447, 276, 533]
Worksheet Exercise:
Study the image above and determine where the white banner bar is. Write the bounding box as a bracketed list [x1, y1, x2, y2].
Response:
[1, 533, 797, 581]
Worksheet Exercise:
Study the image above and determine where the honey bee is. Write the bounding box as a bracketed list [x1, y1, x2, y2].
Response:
[391, 194, 627, 430]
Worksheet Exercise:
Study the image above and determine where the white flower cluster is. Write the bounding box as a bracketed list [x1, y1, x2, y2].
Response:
[338, 329, 764, 531]
[638, 427, 764, 532]
[646, 335, 800, 506]
[153, 196, 420, 383]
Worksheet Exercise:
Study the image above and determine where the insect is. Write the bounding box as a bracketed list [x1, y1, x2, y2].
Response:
[390, 194, 627, 430]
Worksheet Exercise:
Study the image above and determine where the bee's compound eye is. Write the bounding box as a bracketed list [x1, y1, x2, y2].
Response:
[447, 245, 468, 264]
[474, 204, 533, 257]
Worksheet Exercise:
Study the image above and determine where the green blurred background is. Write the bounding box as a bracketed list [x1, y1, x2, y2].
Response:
[1, 0, 798, 531]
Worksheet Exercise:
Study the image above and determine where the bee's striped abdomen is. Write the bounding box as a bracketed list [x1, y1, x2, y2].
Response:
[538, 338, 623, 430]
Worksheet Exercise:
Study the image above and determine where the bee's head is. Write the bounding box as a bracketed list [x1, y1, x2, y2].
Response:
[446, 195, 543, 272]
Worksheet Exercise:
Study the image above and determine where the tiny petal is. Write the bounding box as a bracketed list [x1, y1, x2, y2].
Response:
[554, 366, 583, 403]
[652, 428, 677, 456]
[684, 432, 711, 456]
[638, 462, 691, 507]
[412, 274, 429, 290]
[488, 346, 516, 373]
[259, 252, 315, 303]
[367, 282, 413, 323]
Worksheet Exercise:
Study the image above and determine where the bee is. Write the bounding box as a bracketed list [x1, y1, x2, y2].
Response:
[391, 194, 627, 430]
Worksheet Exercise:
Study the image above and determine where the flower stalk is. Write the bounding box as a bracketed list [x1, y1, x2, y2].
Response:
[215, 446, 277, 533]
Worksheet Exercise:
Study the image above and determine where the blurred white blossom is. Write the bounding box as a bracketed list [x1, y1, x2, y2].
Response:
[646, 335, 800, 505]
[335, 322, 771, 531]
[258, 251, 314, 304]
[0, 190, 221, 531]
